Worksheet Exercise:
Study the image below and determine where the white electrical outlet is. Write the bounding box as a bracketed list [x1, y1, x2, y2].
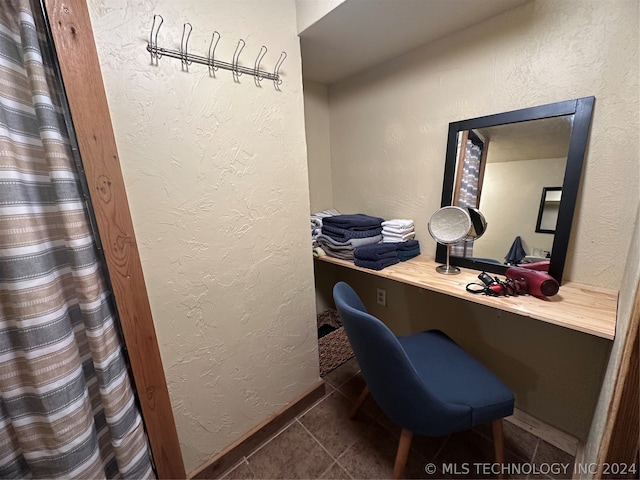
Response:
[376, 288, 386, 306]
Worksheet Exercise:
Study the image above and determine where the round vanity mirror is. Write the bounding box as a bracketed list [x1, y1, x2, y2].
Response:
[429, 206, 488, 275]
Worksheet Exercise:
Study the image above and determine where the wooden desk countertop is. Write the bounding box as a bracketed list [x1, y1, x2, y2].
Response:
[316, 255, 618, 340]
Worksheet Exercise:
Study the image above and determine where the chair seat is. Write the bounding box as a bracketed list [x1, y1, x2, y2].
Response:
[398, 330, 514, 430]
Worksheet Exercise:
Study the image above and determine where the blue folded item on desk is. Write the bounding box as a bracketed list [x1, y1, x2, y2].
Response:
[322, 224, 383, 241]
[354, 256, 400, 271]
[323, 214, 384, 230]
[398, 248, 420, 261]
[395, 240, 419, 251]
[354, 243, 399, 261]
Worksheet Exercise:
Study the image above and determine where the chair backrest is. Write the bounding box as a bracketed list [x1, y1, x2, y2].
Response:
[333, 281, 468, 434]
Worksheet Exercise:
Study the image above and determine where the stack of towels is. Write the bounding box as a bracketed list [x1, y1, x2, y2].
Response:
[396, 240, 421, 261]
[353, 243, 399, 270]
[381, 219, 415, 243]
[353, 239, 422, 270]
[316, 214, 383, 260]
[311, 209, 340, 248]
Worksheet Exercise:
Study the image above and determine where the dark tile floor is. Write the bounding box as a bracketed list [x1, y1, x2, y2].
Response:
[222, 359, 575, 480]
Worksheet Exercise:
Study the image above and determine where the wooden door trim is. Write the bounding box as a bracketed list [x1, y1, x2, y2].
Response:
[596, 279, 640, 478]
[43, 1, 185, 478]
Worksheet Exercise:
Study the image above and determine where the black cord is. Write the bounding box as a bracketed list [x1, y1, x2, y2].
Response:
[466, 283, 488, 294]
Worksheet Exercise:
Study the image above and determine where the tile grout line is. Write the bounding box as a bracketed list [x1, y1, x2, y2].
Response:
[431, 433, 452, 462]
[525, 438, 541, 480]
[241, 416, 301, 463]
[323, 366, 361, 391]
[295, 418, 355, 479]
[293, 383, 335, 420]
[240, 457, 257, 479]
[219, 456, 250, 480]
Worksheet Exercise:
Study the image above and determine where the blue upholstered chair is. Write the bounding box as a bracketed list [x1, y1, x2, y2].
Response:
[333, 282, 515, 479]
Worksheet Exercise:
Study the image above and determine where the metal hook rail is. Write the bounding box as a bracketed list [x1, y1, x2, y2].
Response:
[147, 14, 286, 89]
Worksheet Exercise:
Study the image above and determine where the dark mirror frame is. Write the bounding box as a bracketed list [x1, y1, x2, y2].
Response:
[436, 97, 595, 284]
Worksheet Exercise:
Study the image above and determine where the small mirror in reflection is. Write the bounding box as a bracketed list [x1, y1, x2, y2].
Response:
[536, 187, 562, 234]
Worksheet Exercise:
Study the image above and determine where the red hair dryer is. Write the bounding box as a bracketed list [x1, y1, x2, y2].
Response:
[505, 267, 559, 298]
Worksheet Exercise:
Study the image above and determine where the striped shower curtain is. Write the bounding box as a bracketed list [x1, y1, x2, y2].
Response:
[456, 139, 482, 208]
[451, 137, 482, 257]
[0, 1, 154, 478]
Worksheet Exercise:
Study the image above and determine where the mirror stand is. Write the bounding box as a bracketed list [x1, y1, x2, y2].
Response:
[437, 245, 460, 275]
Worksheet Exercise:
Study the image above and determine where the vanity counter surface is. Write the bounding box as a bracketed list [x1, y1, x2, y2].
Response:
[316, 254, 617, 340]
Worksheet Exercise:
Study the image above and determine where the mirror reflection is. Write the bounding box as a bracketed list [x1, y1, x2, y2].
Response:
[451, 116, 572, 265]
[436, 97, 595, 284]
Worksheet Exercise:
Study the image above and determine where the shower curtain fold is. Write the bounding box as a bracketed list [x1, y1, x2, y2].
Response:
[0, 1, 154, 478]
[451, 137, 482, 257]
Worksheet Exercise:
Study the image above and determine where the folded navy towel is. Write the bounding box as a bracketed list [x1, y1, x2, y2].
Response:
[354, 243, 399, 261]
[322, 224, 383, 242]
[354, 256, 400, 271]
[323, 214, 384, 230]
[398, 249, 420, 261]
[395, 240, 420, 251]
[355, 250, 397, 262]
[398, 246, 420, 256]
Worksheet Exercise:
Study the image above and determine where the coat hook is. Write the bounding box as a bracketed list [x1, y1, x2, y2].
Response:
[232, 39, 245, 82]
[181, 23, 193, 70]
[148, 14, 163, 64]
[144, 14, 287, 89]
[254, 46, 267, 86]
[208, 31, 221, 76]
[273, 51, 287, 91]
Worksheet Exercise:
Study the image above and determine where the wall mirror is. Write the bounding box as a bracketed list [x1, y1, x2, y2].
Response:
[436, 97, 595, 284]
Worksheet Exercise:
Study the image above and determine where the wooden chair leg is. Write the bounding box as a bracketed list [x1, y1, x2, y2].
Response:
[349, 385, 370, 419]
[393, 428, 413, 480]
[491, 418, 505, 479]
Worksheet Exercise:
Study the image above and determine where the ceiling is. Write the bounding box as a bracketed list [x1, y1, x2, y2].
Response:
[477, 115, 574, 163]
[299, 0, 530, 84]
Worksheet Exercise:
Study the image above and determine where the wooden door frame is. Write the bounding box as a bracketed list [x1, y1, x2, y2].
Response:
[596, 279, 639, 478]
[43, 1, 185, 478]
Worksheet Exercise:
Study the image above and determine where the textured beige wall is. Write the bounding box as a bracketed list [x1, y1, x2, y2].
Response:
[314, 0, 638, 440]
[87, 0, 319, 472]
[475, 157, 565, 261]
[304, 81, 333, 213]
[303, 80, 335, 313]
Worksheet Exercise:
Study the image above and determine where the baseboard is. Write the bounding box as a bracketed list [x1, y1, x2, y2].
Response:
[572, 442, 586, 480]
[188, 380, 326, 479]
[507, 408, 580, 456]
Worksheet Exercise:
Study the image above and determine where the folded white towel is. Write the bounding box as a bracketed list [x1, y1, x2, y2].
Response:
[382, 232, 416, 242]
[381, 219, 414, 229]
[382, 225, 415, 235]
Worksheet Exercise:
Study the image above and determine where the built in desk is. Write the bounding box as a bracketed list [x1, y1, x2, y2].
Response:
[317, 254, 618, 340]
